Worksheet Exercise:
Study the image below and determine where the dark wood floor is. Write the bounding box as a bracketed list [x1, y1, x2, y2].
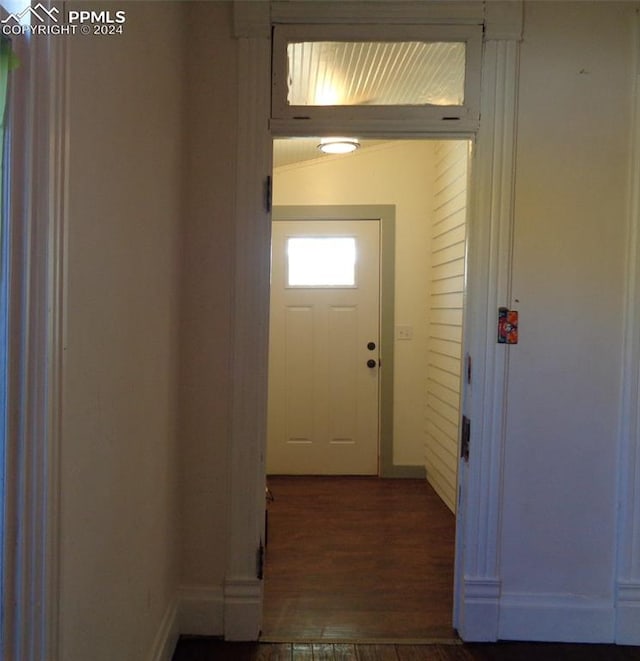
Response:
[172, 639, 640, 660]
[172, 477, 640, 659]
[262, 476, 456, 641]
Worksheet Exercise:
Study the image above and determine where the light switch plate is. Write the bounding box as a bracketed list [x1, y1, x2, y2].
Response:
[396, 325, 413, 340]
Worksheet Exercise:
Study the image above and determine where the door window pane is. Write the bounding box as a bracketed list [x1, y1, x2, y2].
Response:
[287, 237, 356, 287]
[287, 41, 465, 107]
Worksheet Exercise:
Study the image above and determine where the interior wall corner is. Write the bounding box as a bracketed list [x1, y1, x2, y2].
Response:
[178, 585, 224, 637]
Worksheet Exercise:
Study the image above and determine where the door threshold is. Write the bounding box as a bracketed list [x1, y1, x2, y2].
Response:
[258, 634, 462, 645]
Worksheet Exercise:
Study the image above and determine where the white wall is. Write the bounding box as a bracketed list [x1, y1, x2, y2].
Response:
[273, 141, 435, 467]
[56, 0, 640, 650]
[178, 0, 236, 602]
[424, 140, 468, 513]
[497, 1, 633, 640]
[62, 3, 183, 659]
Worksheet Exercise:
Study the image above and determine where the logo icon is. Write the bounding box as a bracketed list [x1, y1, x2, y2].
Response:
[2, 3, 59, 24]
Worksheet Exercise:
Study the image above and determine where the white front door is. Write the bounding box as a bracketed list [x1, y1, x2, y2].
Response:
[267, 219, 381, 475]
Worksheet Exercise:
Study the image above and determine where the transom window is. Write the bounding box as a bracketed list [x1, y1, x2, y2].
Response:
[286, 40, 466, 107]
[272, 24, 481, 128]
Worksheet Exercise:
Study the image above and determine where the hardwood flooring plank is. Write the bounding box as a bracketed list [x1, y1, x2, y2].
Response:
[264, 477, 456, 641]
[256, 643, 293, 660]
[355, 644, 399, 661]
[395, 645, 450, 660]
[333, 643, 358, 660]
[312, 643, 337, 660]
[292, 643, 314, 660]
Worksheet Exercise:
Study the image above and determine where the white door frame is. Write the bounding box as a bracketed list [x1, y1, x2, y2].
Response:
[225, 1, 523, 641]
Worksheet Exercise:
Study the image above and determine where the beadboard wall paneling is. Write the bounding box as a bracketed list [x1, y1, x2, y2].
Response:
[425, 140, 468, 514]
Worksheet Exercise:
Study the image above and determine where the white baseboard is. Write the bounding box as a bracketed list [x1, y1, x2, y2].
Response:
[178, 585, 224, 636]
[616, 581, 640, 644]
[457, 577, 501, 641]
[153, 583, 634, 649]
[498, 592, 615, 643]
[223, 578, 263, 641]
[175, 582, 261, 640]
[148, 598, 179, 661]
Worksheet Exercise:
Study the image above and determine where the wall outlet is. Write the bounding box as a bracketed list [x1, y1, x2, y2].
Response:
[396, 325, 413, 340]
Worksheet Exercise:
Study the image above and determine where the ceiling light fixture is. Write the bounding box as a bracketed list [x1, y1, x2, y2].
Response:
[318, 138, 360, 155]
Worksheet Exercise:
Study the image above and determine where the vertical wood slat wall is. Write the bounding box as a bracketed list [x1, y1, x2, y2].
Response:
[424, 141, 468, 513]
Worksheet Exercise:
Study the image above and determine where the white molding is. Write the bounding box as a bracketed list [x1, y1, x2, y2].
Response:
[223, 579, 263, 641]
[455, 38, 520, 642]
[147, 598, 179, 661]
[271, 1, 485, 25]
[178, 586, 224, 637]
[458, 578, 501, 642]
[45, 21, 68, 661]
[615, 10, 640, 647]
[270, 118, 479, 138]
[616, 581, 640, 645]
[226, 35, 272, 641]
[483, 1, 523, 41]
[464, 578, 502, 601]
[238, 0, 492, 39]
[498, 593, 615, 643]
[1, 6, 67, 660]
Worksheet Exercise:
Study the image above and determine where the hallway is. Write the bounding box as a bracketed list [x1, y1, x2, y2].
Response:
[262, 477, 456, 642]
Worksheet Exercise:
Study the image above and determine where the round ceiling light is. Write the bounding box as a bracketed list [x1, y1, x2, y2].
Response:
[318, 138, 360, 155]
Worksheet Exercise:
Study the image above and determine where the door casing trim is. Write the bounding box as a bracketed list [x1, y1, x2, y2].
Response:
[227, 1, 523, 642]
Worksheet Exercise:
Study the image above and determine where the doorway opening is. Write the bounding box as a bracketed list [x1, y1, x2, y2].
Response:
[263, 137, 471, 641]
[268, 207, 394, 477]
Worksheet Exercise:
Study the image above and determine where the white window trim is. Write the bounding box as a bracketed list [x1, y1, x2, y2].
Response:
[270, 1, 486, 27]
[272, 23, 482, 130]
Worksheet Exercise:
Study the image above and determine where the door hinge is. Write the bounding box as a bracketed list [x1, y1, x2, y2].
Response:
[264, 175, 272, 213]
[256, 540, 265, 580]
[466, 353, 472, 384]
[461, 415, 470, 462]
